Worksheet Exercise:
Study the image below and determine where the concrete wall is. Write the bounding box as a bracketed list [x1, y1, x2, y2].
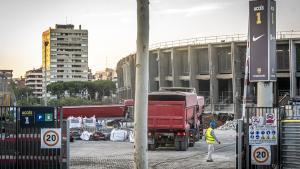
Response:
[116, 38, 300, 116]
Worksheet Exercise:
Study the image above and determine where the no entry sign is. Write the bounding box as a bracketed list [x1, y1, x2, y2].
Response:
[41, 128, 61, 149]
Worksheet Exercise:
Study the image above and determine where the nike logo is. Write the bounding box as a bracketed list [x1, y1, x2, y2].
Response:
[252, 34, 264, 42]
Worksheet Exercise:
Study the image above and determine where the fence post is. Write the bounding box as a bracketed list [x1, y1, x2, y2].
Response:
[237, 119, 244, 169]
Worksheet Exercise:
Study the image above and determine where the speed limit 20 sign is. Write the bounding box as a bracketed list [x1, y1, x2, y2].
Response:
[41, 128, 61, 149]
[251, 146, 271, 165]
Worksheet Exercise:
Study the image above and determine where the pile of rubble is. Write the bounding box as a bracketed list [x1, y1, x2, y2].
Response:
[217, 120, 237, 130]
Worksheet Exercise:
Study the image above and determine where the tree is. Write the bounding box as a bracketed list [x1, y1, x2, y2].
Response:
[47, 82, 65, 99]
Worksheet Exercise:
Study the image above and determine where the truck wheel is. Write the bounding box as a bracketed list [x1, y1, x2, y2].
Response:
[180, 141, 187, 151]
[180, 137, 188, 151]
[175, 141, 181, 151]
[189, 141, 194, 147]
[148, 144, 156, 151]
[189, 135, 195, 147]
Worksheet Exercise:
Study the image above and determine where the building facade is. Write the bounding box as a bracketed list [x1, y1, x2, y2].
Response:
[116, 32, 300, 116]
[42, 24, 88, 82]
[94, 68, 116, 81]
[25, 68, 43, 98]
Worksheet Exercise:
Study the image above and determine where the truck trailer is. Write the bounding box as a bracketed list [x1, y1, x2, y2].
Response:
[147, 91, 204, 151]
[60, 101, 134, 120]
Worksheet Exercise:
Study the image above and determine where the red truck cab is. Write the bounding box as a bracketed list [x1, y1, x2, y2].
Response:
[148, 91, 204, 151]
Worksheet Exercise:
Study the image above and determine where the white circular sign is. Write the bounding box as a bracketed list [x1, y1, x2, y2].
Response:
[43, 130, 59, 146]
[252, 146, 270, 164]
[41, 128, 61, 149]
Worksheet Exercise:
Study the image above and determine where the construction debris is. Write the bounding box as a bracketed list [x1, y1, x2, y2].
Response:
[217, 120, 237, 130]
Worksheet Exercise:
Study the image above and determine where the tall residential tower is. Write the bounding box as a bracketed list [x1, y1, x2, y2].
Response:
[42, 24, 88, 83]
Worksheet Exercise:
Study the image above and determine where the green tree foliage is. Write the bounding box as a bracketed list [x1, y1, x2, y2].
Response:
[48, 97, 101, 106]
[11, 83, 41, 106]
[46, 80, 116, 101]
[47, 81, 65, 99]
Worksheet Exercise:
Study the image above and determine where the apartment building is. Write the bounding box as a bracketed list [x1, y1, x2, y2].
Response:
[25, 68, 43, 98]
[42, 24, 88, 97]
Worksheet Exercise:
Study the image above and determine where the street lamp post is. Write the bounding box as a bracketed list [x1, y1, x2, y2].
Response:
[44, 41, 49, 106]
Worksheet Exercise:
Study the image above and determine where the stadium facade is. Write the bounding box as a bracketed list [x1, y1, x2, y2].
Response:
[116, 31, 300, 116]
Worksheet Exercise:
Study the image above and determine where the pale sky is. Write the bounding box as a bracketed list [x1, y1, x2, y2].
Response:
[0, 0, 299, 77]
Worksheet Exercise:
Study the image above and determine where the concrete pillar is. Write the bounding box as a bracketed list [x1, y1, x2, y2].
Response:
[209, 44, 218, 113]
[257, 82, 273, 107]
[290, 40, 297, 97]
[189, 46, 198, 92]
[130, 55, 136, 99]
[158, 50, 166, 87]
[172, 48, 181, 87]
[149, 51, 158, 92]
[231, 42, 242, 119]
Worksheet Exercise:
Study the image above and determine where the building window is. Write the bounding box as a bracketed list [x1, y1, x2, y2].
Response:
[217, 47, 232, 74]
[277, 44, 289, 71]
[197, 49, 209, 75]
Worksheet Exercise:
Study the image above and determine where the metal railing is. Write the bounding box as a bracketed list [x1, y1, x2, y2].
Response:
[150, 31, 300, 50]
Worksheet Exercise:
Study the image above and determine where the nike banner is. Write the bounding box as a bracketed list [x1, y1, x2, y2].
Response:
[249, 0, 276, 82]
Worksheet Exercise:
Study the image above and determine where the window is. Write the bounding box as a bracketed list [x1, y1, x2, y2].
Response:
[197, 49, 209, 74]
[277, 44, 289, 71]
[72, 65, 81, 68]
[217, 47, 232, 74]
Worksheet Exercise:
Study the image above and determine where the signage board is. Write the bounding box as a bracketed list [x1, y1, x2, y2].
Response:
[265, 112, 276, 125]
[20, 107, 55, 128]
[249, 0, 276, 81]
[251, 116, 265, 126]
[251, 146, 271, 165]
[41, 128, 61, 149]
[249, 125, 277, 145]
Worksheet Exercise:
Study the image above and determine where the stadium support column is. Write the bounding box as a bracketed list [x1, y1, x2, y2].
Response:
[290, 40, 296, 97]
[189, 46, 198, 93]
[172, 48, 180, 87]
[232, 42, 242, 119]
[158, 50, 166, 87]
[134, 0, 149, 168]
[209, 44, 218, 114]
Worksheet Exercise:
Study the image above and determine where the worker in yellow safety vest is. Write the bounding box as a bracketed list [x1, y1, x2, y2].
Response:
[205, 121, 220, 162]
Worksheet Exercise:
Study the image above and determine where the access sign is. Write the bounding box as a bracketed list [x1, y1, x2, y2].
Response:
[20, 107, 55, 128]
[249, 0, 276, 82]
[251, 146, 271, 165]
[41, 128, 61, 149]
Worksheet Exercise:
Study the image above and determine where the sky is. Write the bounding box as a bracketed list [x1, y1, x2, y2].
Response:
[0, 0, 299, 78]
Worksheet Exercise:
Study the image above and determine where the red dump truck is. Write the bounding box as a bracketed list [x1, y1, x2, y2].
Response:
[59, 99, 134, 120]
[148, 91, 204, 151]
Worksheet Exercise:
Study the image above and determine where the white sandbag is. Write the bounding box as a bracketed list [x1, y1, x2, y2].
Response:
[129, 130, 134, 143]
[80, 131, 92, 141]
[110, 129, 128, 141]
[68, 116, 83, 129]
[83, 116, 96, 128]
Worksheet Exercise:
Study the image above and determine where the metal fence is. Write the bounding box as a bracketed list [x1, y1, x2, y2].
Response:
[239, 107, 282, 169]
[0, 106, 68, 169]
[150, 31, 300, 50]
[280, 119, 300, 168]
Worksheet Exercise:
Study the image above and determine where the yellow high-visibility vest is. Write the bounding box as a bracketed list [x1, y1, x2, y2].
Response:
[205, 127, 215, 144]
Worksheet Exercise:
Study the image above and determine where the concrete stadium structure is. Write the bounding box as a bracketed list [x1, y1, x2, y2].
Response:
[116, 31, 300, 115]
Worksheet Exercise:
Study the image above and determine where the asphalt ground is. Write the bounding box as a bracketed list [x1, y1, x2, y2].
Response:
[70, 129, 236, 169]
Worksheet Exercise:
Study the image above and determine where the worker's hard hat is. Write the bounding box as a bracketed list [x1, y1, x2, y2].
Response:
[210, 121, 216, 128]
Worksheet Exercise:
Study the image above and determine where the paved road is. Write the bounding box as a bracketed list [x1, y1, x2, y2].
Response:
[70, 130, 235, 169]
